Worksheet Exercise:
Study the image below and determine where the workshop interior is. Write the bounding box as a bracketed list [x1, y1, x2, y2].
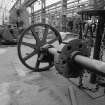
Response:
[0, 0, 105, 105]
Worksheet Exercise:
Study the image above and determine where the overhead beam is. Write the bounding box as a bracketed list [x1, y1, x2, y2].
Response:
[24, 0, 38, 7]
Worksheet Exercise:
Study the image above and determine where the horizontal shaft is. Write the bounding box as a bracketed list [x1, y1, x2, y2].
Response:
[74, 55, 105, 76]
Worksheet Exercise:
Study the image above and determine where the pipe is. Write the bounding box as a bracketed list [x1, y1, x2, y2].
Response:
[74, 54, 105, 76]
[47, 46, 105, 77]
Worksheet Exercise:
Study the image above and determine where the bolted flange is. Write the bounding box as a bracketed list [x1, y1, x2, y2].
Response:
[54, 39, 91, 78]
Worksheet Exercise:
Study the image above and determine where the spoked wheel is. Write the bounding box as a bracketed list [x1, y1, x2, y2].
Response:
[17, 23, 62, 72]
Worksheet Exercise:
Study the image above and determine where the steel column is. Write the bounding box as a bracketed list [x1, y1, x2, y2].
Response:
[61, 0, 67, 32]
[93, 16, 105, 60]
[31, 3, 34, 24]
[41, 0, 46, 24]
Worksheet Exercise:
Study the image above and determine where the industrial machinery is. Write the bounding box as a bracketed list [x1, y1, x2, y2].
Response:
[54, 38, 105, 98]
[17, 9, 105, 105]
[78, 10, 105, 61]
[0, 24, 20, 45]
[17, 22, 105, 100]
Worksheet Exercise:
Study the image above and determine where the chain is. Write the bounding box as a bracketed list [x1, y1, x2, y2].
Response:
[100, 42, 104, 61]
[99, 29, 105, 61]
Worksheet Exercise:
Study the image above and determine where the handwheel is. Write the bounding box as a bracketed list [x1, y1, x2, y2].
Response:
[17, 23, 62, 72]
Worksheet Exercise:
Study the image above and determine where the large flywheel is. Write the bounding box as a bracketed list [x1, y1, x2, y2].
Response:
[17, 23, 62, 72]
